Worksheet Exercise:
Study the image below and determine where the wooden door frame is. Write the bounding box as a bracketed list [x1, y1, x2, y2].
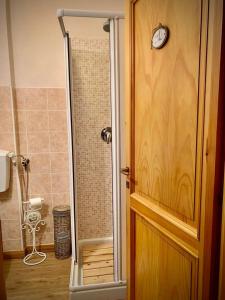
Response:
[218, 2, 225, 298]
[219, 167, 225, 299]
[125, 0, 225, 299]
[0, 221, 7, 300]
[199, 0, 225, 298]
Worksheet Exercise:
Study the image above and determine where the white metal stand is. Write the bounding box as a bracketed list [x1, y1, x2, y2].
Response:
[22, 203, 47, 266]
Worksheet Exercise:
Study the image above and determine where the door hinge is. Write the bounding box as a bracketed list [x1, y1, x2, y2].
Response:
[126, 180, 130, 189]
[120, 167, 130, 176]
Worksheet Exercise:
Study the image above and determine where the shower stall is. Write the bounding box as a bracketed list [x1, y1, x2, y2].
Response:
[57, 9, 126, 300]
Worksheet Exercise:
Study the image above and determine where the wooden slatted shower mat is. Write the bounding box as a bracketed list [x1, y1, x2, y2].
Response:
[80, 241, 114, 285]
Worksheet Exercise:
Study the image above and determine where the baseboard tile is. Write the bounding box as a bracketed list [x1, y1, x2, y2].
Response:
[3, 251, 24, 259]
[3, 244, 55, 259]
[25, 243, 55, 254]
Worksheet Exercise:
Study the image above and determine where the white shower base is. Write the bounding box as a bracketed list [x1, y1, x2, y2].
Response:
[69, 282, 126, 300]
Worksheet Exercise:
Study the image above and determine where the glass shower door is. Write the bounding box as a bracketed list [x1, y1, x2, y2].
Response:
[62, 15, 125, 295]
[64, 33, 78, 263]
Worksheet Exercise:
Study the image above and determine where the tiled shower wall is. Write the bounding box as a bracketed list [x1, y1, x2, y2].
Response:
[0, 86, 69, 251]
[72, 38, 113, 240]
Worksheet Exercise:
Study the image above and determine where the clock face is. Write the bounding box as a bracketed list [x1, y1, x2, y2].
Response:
[152, 25, 169, 49]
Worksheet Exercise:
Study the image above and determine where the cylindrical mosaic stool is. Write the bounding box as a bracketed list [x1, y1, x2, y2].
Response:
[53, 205, 71, 259]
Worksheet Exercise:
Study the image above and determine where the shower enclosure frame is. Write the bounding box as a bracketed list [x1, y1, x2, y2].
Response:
[57, 9, 126, 299]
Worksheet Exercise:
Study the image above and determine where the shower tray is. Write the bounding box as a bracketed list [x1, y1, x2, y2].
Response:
[69, 239, 126, 300]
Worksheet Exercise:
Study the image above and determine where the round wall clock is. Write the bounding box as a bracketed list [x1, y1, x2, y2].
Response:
[151, 23, 169, 49]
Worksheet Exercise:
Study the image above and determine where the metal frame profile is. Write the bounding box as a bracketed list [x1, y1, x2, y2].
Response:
[57, 8, 125, 289]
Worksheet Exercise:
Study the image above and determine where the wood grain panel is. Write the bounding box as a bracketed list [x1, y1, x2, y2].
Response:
[4, 252, 70, 300]
[135, 214, 196, 300]
[83, 275, 114, 285]
[80, 242, 114, 285]
[134, 0, 202, 221]
[126, 0, 224, 298]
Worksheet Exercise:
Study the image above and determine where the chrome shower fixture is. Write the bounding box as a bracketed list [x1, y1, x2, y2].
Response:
[101, 127, 112, 144]
[8, 152, 30, 170]
[21, 157, 30, 170]
[103, 19, 110, 32]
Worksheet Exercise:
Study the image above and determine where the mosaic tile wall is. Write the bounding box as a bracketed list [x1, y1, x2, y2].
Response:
[0, 86, 70, 250]
[71, 38, 113, 240]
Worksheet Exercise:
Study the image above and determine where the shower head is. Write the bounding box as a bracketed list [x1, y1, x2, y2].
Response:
[103, 19, 110, 32]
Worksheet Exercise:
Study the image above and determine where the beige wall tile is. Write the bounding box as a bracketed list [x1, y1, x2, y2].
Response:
[52, 193, 70, 208]
[15, 110, 27, 132]
[0, 87, 71, 250]
[15, 88, 26, 110]
[0, 133, 14, 150]
[29, 173, 51, 194]
[17, 133, 27, 154]
[50, 152, 68, 173]
[0, 111, 13, 133]
[0, 198, 19, 220]
[49, 131, 68, 152]
[1, 220, 21, 240]
[3, 239, 22, 252]
[42, 214, 53, 231]
[0, 86, 11, 110]
[27, 131, 50, 153]
[48, 88, 66, 110]
[23, 88, 48, 110]
[37, 231, 54, 245]
[28, 153, 51, 173]
[25, 88, 47, 110]
[51, 173, 69, 193]
[49, 111, 67, 131]
[26, 111, 49, 131]
[15, 88, 47, 110]
[0, 86, 70, 250]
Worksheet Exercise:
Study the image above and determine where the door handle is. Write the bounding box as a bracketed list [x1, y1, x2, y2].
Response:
[120, 167, 130, 176]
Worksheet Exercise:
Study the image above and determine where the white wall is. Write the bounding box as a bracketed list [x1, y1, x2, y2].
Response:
[0, 0, 124, 87]
[0, 0, 11, 86]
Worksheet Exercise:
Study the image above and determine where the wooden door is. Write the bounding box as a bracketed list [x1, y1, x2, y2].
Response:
[125, 0, 224, 299]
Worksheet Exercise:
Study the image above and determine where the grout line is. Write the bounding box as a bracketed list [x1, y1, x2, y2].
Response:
[14, 87, 66, 89]
[47, 90, 53, 213]
[15, 130, 68, 132]
[2, 238, 21, 240]
[19, 151, 68, 155]
[23, 172, 69, 175]
[15, 109, 67, 112]
[24, 103, 29, 155]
